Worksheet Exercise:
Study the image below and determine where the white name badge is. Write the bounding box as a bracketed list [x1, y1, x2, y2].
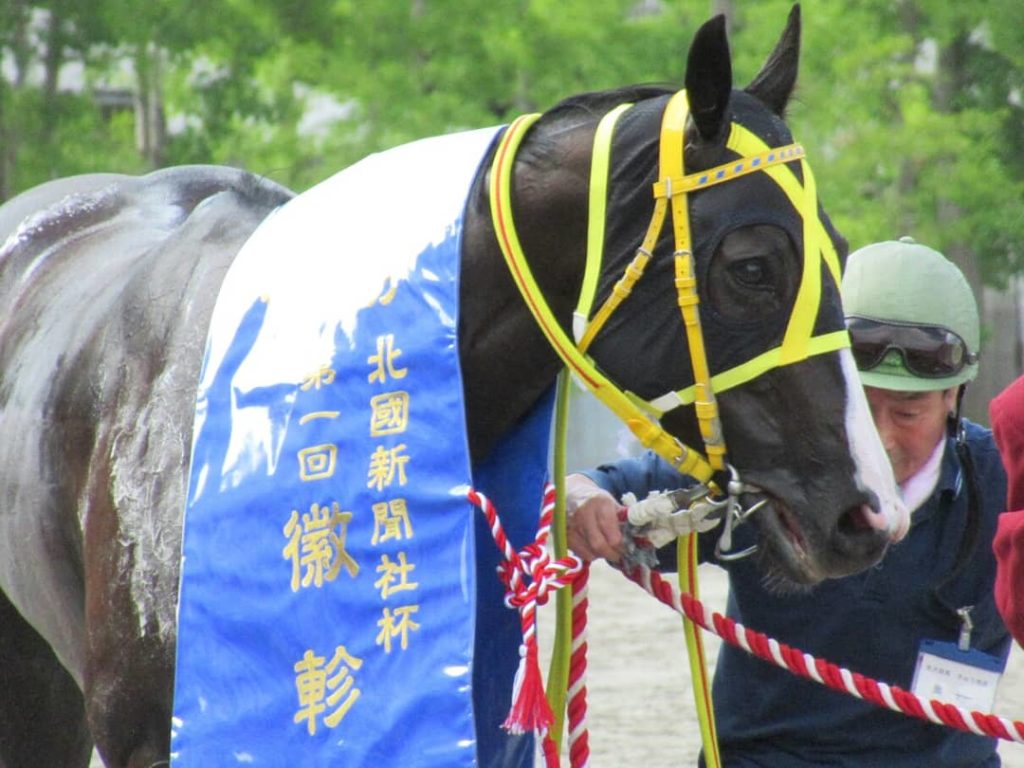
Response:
[911, 639, 1005, 713]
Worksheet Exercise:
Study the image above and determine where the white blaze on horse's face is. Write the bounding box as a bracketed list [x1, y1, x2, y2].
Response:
[840, 350, 910, 541]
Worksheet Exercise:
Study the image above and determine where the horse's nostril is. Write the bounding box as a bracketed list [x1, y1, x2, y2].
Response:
[837, 502, 890, 538]
[839, 505, 864, 536]
[837, 505, 871, 536]
[823, 503, 892, 578]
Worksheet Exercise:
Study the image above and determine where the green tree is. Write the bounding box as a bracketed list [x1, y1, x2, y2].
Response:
[0, 0, 147, 195]
[769, 0, 1024, 417]
[5, 0, 1021, 291]
[3, 0, 1020, 416]
[744, 0, 1024, 285]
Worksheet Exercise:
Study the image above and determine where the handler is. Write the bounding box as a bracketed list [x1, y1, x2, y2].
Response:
[567, 238, 1011, 767]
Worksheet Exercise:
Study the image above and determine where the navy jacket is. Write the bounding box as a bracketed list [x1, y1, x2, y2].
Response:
[584, 420, 1010, 767]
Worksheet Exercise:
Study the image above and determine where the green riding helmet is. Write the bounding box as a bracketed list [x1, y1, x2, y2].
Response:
[841, 236, 980, 392]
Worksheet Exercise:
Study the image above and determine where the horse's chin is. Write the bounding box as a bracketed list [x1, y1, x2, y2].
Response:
[747, 495, 827, 593]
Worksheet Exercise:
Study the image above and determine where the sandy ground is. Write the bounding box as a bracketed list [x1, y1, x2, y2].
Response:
[88, 562, 1024, 767]
[536, 563, 1024, 767]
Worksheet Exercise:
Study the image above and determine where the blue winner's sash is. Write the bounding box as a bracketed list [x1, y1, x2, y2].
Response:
[171, 126, 549, 767]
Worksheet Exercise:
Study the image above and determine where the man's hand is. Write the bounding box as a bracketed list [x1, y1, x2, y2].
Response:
[565, 473, 626, 563]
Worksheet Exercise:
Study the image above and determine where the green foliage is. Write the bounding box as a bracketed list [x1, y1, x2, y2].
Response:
[2, 0, 1021, 284]
[743, 0, 1024, 286]
[3, 88, 145, 189]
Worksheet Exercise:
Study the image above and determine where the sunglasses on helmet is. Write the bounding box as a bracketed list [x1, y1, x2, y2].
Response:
[846, 317, 978, 378]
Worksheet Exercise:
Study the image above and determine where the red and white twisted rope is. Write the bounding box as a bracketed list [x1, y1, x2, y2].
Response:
[566, 566, 591, 768]
[467, 483, 587, 765]
[623, 562, 1024, 744]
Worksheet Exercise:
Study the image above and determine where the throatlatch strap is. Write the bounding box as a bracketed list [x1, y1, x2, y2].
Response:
[576, 103, 633, 346]
[490, 113, 716, 482]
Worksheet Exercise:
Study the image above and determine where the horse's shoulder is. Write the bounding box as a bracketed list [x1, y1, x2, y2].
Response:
[134, 164, 295, 216]
[3, 165, 290, 247]
[0, 165, 296, 471]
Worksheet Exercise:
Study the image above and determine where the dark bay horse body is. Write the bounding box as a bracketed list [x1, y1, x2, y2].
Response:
[0, 8, 906, 767]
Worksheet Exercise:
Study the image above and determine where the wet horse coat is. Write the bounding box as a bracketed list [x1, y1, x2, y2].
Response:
[0, 166, 294, 766]
[0, 8, 906, 767]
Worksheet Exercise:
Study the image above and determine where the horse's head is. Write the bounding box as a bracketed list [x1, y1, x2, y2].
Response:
[478, 5, 908, 590]
[580, 7, 908, 588]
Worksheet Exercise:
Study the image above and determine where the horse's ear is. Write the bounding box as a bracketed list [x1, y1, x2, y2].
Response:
[744, 4, 801, 117]
[684, 14, 732, 143]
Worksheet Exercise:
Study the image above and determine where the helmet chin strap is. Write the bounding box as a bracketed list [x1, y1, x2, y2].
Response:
[936, 382, 981, 607]
[949, 383, 967, 443]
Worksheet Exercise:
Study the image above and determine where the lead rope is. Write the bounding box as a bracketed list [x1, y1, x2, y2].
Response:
[551, 372, 593, 767]
[624, 562, 1024, 744]
[467, 390, 732, 767]
[678, 534, 720, 767]
[465, 372, 595, 768]
[469, 501, 721, 767]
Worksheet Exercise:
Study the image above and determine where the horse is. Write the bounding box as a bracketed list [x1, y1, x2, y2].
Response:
[0, 7, 908, 767]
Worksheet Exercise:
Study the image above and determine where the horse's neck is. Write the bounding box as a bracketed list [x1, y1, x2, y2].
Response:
[459, 120, 595, 464]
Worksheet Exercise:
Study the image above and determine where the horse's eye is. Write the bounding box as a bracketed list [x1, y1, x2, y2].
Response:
[730, 257, 771, 287]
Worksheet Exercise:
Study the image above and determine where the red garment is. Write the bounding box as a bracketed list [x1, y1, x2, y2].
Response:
[990, 374, 1024, 646]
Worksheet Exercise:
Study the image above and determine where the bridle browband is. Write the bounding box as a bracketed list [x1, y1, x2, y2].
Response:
[489, 89, 847, 507]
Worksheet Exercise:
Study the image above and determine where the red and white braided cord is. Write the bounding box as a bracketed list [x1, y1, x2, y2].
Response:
[623, 563, 1024, 744]
[566, 566, 591, 768]
[467, 484, 588, 765]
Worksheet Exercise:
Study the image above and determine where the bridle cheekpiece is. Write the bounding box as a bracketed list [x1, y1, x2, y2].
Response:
[489, 89, 847, 518]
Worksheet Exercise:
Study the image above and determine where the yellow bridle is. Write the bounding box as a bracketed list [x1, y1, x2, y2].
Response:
[488, 89, 847, 483]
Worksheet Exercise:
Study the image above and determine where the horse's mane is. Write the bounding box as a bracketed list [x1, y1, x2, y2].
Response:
[544, 83, 675, 122]
[517, 83, 674, 170]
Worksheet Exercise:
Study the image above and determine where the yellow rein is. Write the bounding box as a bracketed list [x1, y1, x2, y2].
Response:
[489, 110, 718, 483]
[489, 90, 842, 480]
[488, 89, 848, 765]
